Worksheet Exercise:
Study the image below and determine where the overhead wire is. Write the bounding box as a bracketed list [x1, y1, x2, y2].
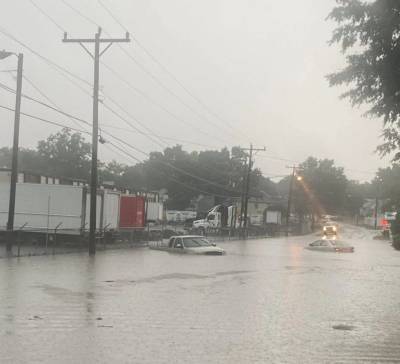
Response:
[59, 0, 237, 145]
[96, 0, 254, 144]
[0, 104, 90, 135]
[0, 90, 243, 194]
[0, 26, 92, 89]
[16, 2, 364, 182]
[29, 0, 66, 33]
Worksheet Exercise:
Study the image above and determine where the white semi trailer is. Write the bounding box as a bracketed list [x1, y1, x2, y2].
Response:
[0, 183, 120, 235]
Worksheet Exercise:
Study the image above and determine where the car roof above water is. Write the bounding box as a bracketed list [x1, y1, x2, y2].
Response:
[170, 235, 207, 239]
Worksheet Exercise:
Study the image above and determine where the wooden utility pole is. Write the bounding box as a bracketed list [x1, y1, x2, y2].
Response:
[63, 28, 130, 255]
[6, 53, 23, 252]
[239, 145, 266, 237]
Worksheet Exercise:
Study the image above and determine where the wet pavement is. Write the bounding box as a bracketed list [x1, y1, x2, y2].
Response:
[1, 225, 400, 363]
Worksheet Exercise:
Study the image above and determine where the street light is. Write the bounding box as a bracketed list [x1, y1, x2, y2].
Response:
[1, 50, 23, 252]
[0, 50, 14, 60]
[286, 167, 304, 237]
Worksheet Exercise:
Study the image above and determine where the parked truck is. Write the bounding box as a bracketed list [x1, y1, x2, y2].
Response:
[193, 204, 282, 235]
[192, 205, 238, 233]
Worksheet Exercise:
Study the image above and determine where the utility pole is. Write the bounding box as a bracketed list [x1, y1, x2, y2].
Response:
[285, 165, 303, 237]
[286, 166, 296, 237]
[63, 28, 130, 255]
[239, 144, 266, 237]
[6, 53, 23, 252]
[239, 157, 247, 230]
[374, 178, 382, 230]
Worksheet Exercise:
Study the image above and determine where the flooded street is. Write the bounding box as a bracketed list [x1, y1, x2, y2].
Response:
[1, 225, 400, 363]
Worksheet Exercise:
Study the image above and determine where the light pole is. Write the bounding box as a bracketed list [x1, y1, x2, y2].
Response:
[286, 166, 303, 237]
[0, 50, 23, 252]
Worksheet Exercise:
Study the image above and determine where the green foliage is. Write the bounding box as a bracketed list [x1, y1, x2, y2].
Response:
[37, 128, 91, 180]
[376, 165, 400, 209]
[300, 157, 348, 215]
[277, 157, 350, 216]
[344, 180, 373, 215]
[328, 0, 400, 160]
[390, 208, 400, 249]
[0, 127, 380, 212]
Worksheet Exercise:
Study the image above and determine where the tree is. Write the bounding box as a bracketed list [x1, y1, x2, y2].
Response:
[0, 147, 44, 173]
[37, 128, 91, 180]
[328, 0, 400, 159]
[376, 165, 400, 209]
[300, 157, 348, 215]
[344, 180, 370, 216]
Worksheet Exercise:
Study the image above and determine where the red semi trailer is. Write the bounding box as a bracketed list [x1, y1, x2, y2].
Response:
[119, 195, 146, 229]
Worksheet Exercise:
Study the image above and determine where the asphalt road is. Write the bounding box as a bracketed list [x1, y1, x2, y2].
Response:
[1, 224, 400, 363]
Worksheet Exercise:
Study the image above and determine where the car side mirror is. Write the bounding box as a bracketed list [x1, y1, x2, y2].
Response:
[211, 243, 216, 247]
[175, 243, 183, 249]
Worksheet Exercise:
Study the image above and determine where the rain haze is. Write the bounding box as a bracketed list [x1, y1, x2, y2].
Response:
[5, 2, 400, 364]
[0, 0, 390, 181]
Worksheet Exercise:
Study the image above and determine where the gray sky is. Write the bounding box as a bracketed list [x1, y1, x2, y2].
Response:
[0, 0, 392, 182]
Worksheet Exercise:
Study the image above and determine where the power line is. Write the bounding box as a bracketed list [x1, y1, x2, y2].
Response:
[101, 101, 166, 150]
[101, 61, 229, 144]
[96, 0, 253, 144]
[61, 0, 99, 28]
[0, 104, 90, 135]
[0, 96, 241, 195]
[0, 102, 232, 197]
[105, 138, 236, 198]
[29, 0, 66, 33]
[0, 81, 91, 127]
[100, 124, 219, 149]
[26, 2, 234, 149]
[97, 0, 128, 32]
[1, 103, 229, 197]
[22, 75, 85, 129]
[59, 0, 241, 145]
[0, 80, 243, 186]
[0, 26, 92, 89]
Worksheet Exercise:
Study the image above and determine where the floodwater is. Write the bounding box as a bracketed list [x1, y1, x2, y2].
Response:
[1, 225, 400, 363]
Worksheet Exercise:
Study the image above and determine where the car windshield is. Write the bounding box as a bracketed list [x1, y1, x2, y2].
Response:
[183, 237, 212, 247]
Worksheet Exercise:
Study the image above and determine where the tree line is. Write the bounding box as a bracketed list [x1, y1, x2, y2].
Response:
[0, 127, 390, 216]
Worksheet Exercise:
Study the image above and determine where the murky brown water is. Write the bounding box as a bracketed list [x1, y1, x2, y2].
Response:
[1, 225, 400, 363]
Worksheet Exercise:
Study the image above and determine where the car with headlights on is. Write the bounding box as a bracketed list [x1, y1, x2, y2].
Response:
[323, 222, 338, 236]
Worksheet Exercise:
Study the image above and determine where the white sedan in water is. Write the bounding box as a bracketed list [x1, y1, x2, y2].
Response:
[167, 235, 225, 255]
[306, 239, 354, 253]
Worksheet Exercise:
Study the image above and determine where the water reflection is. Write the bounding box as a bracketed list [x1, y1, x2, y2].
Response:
[1, 225, 400, 363]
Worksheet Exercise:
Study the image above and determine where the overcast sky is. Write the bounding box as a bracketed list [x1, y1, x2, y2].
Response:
[0, 0, 392, 182]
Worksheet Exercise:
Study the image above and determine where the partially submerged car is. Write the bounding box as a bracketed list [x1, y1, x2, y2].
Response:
[306, 239, 354, 253]
[165, 235, 225, 255]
